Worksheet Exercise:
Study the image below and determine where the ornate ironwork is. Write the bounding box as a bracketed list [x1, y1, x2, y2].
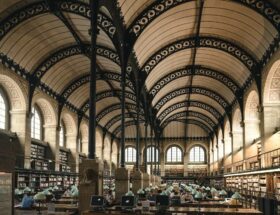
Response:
[105, 112, 145, 130]
[164, 118, 212, 134]
[81, 90, 137, 113]
[161, 110, 216, 129]
[157, 100, 221, 122]
[142, 36, 256, 75]
[154, 87, 229, 111]
[128, 0, 280, 44]
[0, 1, 116, 41]
[113, 120, 145, 136]
[150, 65, 239, 97]
[60, 72, 134, 100]
[96, 102, 143, 122]
[32, 44, 120, 79]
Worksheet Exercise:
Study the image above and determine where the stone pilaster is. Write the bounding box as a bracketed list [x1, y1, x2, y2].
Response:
[131, 170, 143, 194]
[67, 134, 79, 173]
[160, 151, 165, 177]
[115, 167, 130, 203]
[10, 110, 30, 169]
[142, 173, 150, 189]
[183, 151, 188, 176]
[79, 159, 103, 212]
[44, 124, 59, 171]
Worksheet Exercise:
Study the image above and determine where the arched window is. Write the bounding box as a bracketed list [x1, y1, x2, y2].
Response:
[125, 146, 136, 163]
[0, 90, 7, 129]
[166, 146, 183, 163]
[146, 146, 159, 163]
[59, 122, 66, 147]
[31, 106, 42, 140]
[189, 146, 206, 163]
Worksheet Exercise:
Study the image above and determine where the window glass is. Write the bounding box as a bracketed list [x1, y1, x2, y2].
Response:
[31, 107, 41, 140]
[125, 147, 136, 163]
[166, 146, 182, 163]
[147, 146, 159, 162]
[0, 93, 6, 129]
[189, 146, 205, 163]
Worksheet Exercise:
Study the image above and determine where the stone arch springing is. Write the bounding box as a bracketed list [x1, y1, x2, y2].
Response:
[262, 57, 280, 153]
[244, 89, 261, 159]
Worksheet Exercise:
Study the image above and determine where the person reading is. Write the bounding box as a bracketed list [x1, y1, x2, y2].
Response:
[21, 192, 34, 209]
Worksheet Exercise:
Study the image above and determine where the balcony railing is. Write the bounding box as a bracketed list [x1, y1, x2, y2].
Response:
[224, 148, 280, 174]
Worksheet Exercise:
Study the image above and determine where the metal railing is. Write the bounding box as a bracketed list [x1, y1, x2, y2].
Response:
[224, 148, 280, 174]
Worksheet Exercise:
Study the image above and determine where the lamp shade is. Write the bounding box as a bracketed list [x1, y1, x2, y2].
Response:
[137, 189, 145, 194]
[231, 192, 241, 199]
[144, 187, 151, 192]
[15, 188, 23, 195]
[219, 190, 227, 196]
[53, 185, 59, 190]
[160, 191, 167, 196]
[23, 187, 31, 193]
[72, 189, 79, 197]
[42, 189, 51, 195]
[125, 191, 134, 196]
[195, 191, 203, 199]
[34, 192, 46, 201]
[104, 185, 109, 190]
[205, 187, 211, 191]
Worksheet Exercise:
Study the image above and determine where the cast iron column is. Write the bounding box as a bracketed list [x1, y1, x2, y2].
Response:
[120, 42, 126, 168]
[88, 0, 99, 159]
[136, 79, 140, 170]
[144, 122, 148, 173]
[150, 127, 153, 175]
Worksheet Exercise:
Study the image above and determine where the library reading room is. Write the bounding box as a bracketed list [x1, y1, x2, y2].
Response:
[1, 0, 280, 214]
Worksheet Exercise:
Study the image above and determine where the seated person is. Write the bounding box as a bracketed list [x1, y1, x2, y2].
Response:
[184, 190, 194, 202]
[21, 193, 34, 209]
[63, 187, 72, 197]
[104, 190, 115, 206]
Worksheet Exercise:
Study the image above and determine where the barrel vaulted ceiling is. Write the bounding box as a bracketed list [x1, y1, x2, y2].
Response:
[0, 0, 280, 139]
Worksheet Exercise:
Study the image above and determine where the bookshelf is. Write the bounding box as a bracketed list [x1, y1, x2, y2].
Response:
[15, 169, 78, 190]
[59, 150, 71, 172]
[30, 143, 50, 171]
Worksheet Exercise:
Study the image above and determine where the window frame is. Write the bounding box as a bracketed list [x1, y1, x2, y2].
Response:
[0, 87, 10, 130]
[125, 146, 137, 164]
[59, 121, 66, 148]
[31, 105, 43, 140]
[145, 146, 159, 163]
[165, 145, 183, 164]
[189, 145, 207, 164]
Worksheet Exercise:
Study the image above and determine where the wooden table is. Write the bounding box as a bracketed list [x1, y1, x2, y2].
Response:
[54, 198, 78, 204]
[180, 201, 243, 208]
[15, 209, 76, 215]
[151, 206, 262, 214]
[54, 203, 78, 211]
[91, 206, 262, 215]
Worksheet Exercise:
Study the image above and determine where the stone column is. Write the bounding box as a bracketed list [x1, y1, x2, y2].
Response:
[44, 124, 59, 171]
[142, 172, 150, 189]
[160, 151, 165, 177]
[79, 159, 103, 212]
[244, 119, 260, 170]
[10, 110, 30, 169]
[232, 131, 243, 163]
[131, 170, 143, 194]
[115, 167, 130, 203]
[183, 151, 189, 176]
